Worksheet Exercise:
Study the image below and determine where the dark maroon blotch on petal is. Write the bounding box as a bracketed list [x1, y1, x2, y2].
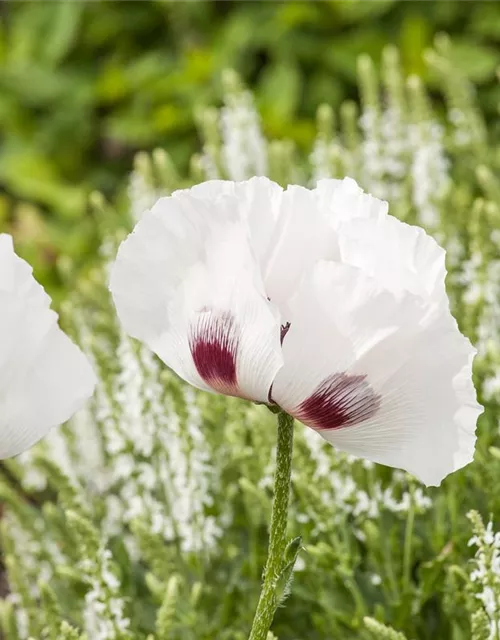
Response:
[295, 372, 380, 430]
[280, 322, 291, 344]
[189, 311, 240, 396]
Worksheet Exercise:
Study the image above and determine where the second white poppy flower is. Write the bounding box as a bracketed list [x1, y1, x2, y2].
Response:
[110, 177, 482, 486]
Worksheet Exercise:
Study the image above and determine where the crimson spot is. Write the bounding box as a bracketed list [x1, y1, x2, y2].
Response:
[295, 373, 380, 430]
[280, 322, 291, 344]
[189, 311, 240, 396]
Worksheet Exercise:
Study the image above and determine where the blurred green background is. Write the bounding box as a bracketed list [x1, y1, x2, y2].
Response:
[1, 0, 499, 291]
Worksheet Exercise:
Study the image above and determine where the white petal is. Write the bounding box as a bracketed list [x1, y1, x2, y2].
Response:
[180, 180, 234, 200]
[0, 235, 96, 459]
[263, 185, 339, 307]
[174, 177, 282, 269]
[338, 212, 447, 301]
[176, 180, 340, 314]
[317, 177, 447, 301]
[314, 177, 388, 225]
[271, 261, 481, 486]
[110, 192, 283, 402]
[109, 194, 213, 343]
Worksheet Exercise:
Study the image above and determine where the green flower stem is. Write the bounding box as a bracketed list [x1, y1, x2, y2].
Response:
[248, 411, 295, 640]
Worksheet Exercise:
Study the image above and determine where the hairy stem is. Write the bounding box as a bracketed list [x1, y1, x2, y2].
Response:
[248, 411, 295, 640]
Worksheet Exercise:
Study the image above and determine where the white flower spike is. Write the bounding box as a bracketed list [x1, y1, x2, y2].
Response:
[110, 177, 483, 486]
[0, 234, 96, 458]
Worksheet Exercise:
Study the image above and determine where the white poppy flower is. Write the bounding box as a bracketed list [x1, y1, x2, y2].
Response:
[109, 177, 482, 486]
[0, 234, 96, 458]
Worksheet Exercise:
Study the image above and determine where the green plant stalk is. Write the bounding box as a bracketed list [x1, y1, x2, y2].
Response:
[248, 411, 295, 640]
[402, 488, 415, 592]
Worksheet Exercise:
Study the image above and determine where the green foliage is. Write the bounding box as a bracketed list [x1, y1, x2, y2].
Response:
[156, 576, 180, 640]
[58, 621, 88, 640]
[1, 2, 500, 296]
[364, 617, 410, 640]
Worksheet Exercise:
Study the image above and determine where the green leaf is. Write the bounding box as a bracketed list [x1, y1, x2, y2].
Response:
[325, 29, 387, 81]
[469, 4, 500, 38]
[446, 39, 500, 83]
[0, 146, 86, 218]
[258, 60, 302, 122]
[400, 12, 432, 77]
[39, 3, 84, 66]
[329, 0, 396, 23]
[275, 537, 303, 604]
